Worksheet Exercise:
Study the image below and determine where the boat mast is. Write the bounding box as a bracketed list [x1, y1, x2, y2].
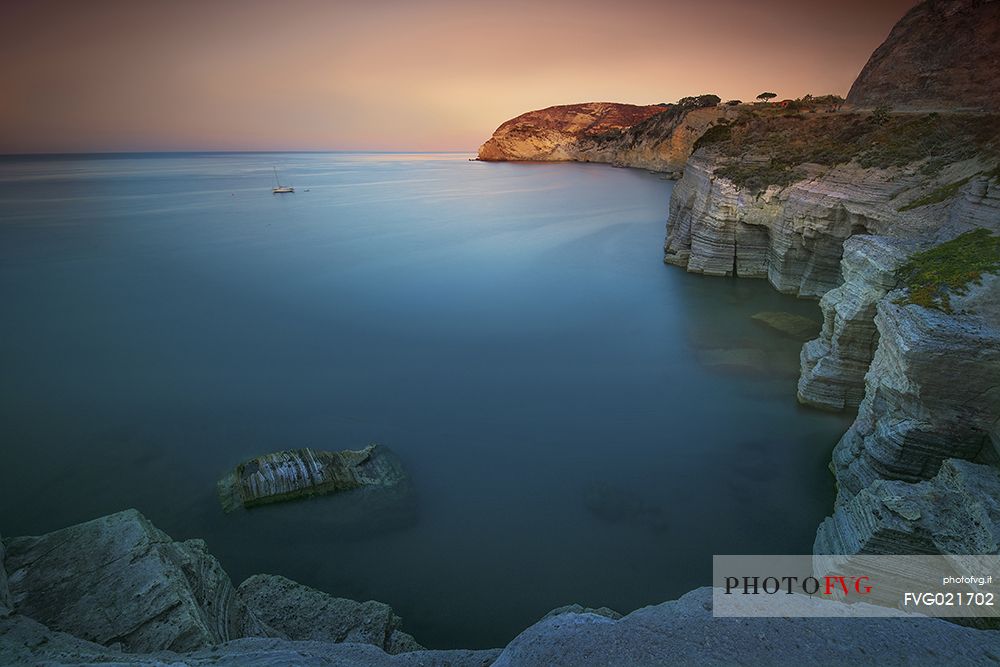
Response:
[273, 166, 281, 187]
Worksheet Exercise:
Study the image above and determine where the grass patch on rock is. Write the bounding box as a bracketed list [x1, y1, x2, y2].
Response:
[895, 229, 1000, 312]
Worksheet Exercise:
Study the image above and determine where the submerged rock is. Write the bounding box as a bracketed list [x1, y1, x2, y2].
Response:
[583, 481, 669, 532]
[2, 509, 263, 653]
[237, 574, 422, 654]
[751, 311, 821, 340]
[217, 443, 406, 512]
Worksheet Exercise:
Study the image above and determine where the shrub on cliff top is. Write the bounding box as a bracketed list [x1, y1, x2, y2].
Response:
[895, 229, 1000, 313]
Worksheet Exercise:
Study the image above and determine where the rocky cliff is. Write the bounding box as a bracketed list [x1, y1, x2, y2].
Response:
[478, 100, 731, 175]
[7, 512, 1000, 665]
[664, 111, 1000, 297]
[847, 0, 1000, 111]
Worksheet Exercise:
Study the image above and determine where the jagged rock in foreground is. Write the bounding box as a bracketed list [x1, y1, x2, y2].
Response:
[217, 443, 406, 511]
[797, 235, 922, 410]
[847, 0, 1000, 111]
[2, 509, 265, 653]
[491, 587, 1000, 667]
[7, 582, 1000, 667]
[830, 274, 1000, 502]
[815, 458, 1000, 555]
[238, 574, 423, 654]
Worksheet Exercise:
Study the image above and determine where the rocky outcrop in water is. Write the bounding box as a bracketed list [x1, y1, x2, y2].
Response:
[2, 509, 265, 653]
[478, 101, 732, 175]
[847, 0, 1000, 111]
[237, 574, 423, 654]
[217, 444, 406, 511]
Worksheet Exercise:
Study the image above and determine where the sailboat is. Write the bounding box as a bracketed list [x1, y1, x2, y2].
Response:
[272, 167, 294, 194]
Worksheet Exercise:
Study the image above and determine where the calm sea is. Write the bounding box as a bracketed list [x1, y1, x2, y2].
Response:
[0, 152, 853, 648]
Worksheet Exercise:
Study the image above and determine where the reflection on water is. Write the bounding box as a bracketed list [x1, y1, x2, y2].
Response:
[0, 153, 854, 648]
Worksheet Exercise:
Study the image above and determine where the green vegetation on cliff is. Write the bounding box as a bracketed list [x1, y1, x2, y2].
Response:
[895, 229, 1000, 312]
[706, 110, 1000, 191]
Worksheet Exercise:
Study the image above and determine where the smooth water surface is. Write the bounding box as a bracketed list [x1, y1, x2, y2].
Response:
[0, 153, 854, 648]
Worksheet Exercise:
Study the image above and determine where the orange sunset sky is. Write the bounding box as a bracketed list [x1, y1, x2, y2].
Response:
[2, 0, 917, 153]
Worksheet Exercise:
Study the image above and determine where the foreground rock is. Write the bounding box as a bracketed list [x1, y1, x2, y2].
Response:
[3, 509, 264, 653]
[0, 612, 498, 667]
[238, 574, 422, 654]
[0, 530, 9, 617]
[217, 443, 406, 512]
[816, 458, 1000, 555]
[492, 587, 1000, 666]
[847, 0, 1000, 111]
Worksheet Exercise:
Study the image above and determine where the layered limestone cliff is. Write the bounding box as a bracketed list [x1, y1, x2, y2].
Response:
[830, 273, 1000, 504]
[663, 119, 999, 298]
[797, 235, 923, 410]
[847, 0, 1000, 111]
[478, 101, 731, 174]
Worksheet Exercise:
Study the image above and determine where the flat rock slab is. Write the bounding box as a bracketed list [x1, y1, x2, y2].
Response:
[237, 574, 422, 654]
[217, 444, 406, 512]
[3, 509, 253, 653]
[493, 587, 1000, 666]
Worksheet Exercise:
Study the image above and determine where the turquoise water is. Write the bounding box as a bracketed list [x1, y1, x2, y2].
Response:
[0, 153, 854, 648]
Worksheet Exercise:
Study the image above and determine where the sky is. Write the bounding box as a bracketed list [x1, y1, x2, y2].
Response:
[1, 0, 918, 153]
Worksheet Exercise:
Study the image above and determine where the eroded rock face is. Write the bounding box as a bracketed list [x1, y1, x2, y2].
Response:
[847, 0, 1000, 111]
[217, 444, 407, 512]
[830, 275, 1000, 503]
[797, 235, 923, 410]
[3, 509, 260, 653]
[815, 459, 1000, 555]
[237, 574, 422, 654]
